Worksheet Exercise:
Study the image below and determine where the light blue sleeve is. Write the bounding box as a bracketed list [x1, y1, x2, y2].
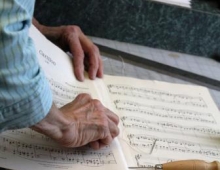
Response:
[0, 0, 53, 132]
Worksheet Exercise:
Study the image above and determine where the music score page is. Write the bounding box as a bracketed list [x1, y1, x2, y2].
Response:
[102, 76, 220, 167]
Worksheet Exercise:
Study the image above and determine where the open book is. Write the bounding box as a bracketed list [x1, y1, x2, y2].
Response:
[0, 25, 220, 170]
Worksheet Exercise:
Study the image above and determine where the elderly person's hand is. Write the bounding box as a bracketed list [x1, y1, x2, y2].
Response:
[32, 94, 119, 149]
[33, 18, 103, 81]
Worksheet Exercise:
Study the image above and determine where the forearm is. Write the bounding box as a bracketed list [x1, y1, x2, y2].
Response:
[0, 1, 53, 132]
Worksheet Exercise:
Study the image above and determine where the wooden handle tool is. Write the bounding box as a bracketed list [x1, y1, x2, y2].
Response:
[155, 160, 220, 170]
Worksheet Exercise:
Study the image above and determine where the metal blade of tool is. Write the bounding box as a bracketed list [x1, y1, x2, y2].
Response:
[96, 44, 220, 92]
[129, 167, 155, 170]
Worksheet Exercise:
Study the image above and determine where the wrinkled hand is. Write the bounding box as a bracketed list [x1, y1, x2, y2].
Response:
[53, 26, 103, 81]
[60, 93, 119, 149]
[33, 19, 103, 81]
[32, 94, 119, 149]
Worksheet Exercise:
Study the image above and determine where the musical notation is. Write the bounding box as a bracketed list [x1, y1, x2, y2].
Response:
[134, 154, 174, 167]
[47, 78, 91, 107]
[0, 135, 117, 167]
[6, 129, 52, 142]
[105, 81, 220, 167]
[107, 84, 207, 108]
[115, 100, 215, 124]
[48, 78, 88, 91]
[127, 134, 220, 159]
[49, 78, 89, 94]
[121, 116, 220, 138]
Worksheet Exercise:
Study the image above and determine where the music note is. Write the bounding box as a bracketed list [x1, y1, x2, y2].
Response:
[0, 135, 117, 167]
[107, 84, 207, 108]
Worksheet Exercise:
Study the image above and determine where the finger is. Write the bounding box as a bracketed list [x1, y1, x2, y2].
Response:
[108, 118, 120, 138]
[89, 141, 100, 150]
[87, 47, 99, 80]
[84, 51, 99, 80]
[105, 109, 120, 125]
[70, 93, 92, 109]
[60, 93, 92, 112]
[67, 33, 85, 81]
[83, 54, 90, 72]
[99, 134, 113, 149]
[96, 54, 103, 78]
[79, 33, 102, 80]
[65, 101, 94, 119]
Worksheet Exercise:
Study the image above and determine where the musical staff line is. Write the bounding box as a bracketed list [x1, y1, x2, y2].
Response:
[107, 84, 207, 108]
[47, 78, 91, 107]
[127, 134, 220, 159]
[121, 116, 220, 137]
[0, 135, 117, 167]
[115, 100, 215, 124]
[134, 154, 174, 167]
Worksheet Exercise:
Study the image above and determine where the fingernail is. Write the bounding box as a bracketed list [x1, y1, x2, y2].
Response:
[78, 75, 84, 82]
[90, 73, 95, 80]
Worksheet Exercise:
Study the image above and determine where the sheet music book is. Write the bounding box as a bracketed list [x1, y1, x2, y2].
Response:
[1, 25, 220, 170]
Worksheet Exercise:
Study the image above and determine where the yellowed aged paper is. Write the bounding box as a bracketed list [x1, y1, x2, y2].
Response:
[102, 75, 220, 167]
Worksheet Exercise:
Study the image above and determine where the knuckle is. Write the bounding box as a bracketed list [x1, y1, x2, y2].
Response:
[100, 119, 108, 127]
[115, 115, 120, 125]
[91, 99, 102, 108]
[116, 127, 120, 136]
[76, 93, 91, 100]
[97, 113, 108, 126]
[112, 127, 119, 137]
[89, 45, 99, 55]
[96, 121, 109, 137]
[99, 116, 108, 128]
[90, 59, 99, 68]
[89, 63, 98, 71]
[92, 45, 99, 52]
[66, 25, 81, 33]
[106, 137, 113, 145]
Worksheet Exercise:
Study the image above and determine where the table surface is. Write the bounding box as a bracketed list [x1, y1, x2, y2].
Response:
[90, 36, 220, 109]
